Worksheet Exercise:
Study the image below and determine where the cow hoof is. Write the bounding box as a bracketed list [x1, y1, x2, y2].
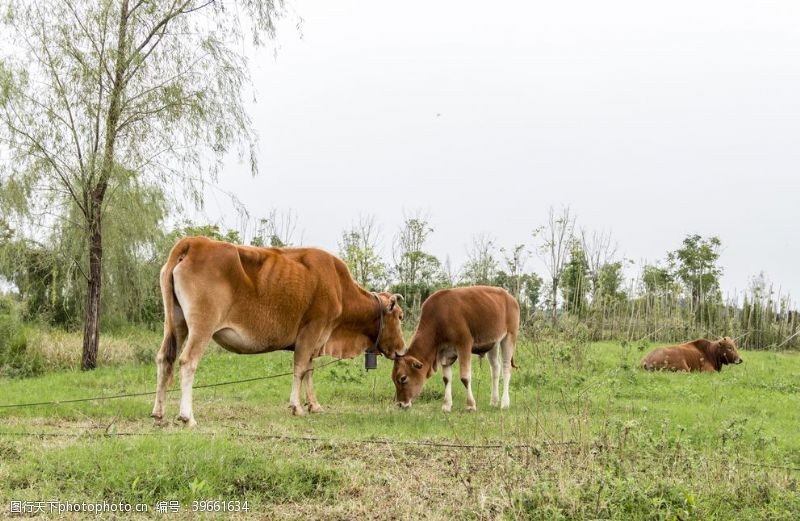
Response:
[290, 405, 305, 416]
[176, 415, 197, 427]
[490, 399, 500, 407]
[151, 412, 163, 421]
[500, 402, 510, 410]
[308, 403, 324, 414]
[441, 404, 452, 413]
[465, 405, 477, 412]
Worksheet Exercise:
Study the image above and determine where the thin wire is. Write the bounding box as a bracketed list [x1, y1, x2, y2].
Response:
[0, 358, 345, 409]
[0, 429, 796, 474]
[0, 428, 570, 450]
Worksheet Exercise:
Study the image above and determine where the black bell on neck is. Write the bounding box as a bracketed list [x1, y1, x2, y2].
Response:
[365, 349, 378, 370]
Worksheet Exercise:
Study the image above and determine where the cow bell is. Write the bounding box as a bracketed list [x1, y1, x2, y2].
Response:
[365, 350, 378, 370]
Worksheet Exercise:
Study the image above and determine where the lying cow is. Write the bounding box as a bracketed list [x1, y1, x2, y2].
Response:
[392, 286, 520, 411]
[152, 237, 406, 425]
[640, 336, 742, 372]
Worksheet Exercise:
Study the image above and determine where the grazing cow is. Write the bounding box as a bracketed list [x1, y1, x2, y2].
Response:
[392, 286, 519, 411]
[640, 337, 743, 372]
[151, 237, 406, 425]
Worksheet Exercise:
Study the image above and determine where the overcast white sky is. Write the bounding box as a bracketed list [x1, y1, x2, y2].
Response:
[203, 0, 800, 301]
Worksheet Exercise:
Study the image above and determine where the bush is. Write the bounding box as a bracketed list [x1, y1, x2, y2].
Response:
[0, 296, 43, 378]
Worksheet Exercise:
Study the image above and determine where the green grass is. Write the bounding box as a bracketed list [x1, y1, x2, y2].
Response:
[0, 338, 799, 519]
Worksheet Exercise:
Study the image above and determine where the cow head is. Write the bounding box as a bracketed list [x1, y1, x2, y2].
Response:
[717, 336, 743, 365]
[391, 355, 428, 408]
[374, 292, 406, 359]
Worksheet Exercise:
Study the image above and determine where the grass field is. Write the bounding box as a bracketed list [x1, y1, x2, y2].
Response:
[1, 336, 799, 519]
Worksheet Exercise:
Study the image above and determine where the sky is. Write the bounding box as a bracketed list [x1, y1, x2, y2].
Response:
[202, 0, 800, 301]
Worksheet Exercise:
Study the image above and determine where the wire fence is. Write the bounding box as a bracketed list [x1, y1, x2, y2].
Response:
[0, 428, 555, 450]
[0, 428, 796, 474]
[0, 357, 345, 410]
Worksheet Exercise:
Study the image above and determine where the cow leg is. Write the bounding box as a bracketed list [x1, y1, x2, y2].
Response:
[290, 323, 327, 416]
[488, 342, 501, 407]
[152, 321, 187, 422]
[151, 331, 173, 421]
[176, 328, 212, 427]
[302, 365, 324, 413]
[457, 350, 476, 411]
[441, 363, 453, 412]
[289, 359, 308, 416]
[500, 333, 516, 409]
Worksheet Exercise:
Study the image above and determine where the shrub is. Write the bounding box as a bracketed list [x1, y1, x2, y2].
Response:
[0, 298, 43, 377]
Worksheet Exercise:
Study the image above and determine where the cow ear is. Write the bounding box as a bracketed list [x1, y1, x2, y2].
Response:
[410, 358, 423, 370]
[386, 293, 403, 313]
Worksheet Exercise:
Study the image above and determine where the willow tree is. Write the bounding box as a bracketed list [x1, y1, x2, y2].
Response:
[0, 0, 284, 369]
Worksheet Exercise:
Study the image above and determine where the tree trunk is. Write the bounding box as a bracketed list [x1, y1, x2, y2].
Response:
[82, 201, 103, 370]
[551, 277, 559, 326]
[81, 0, 128, 369]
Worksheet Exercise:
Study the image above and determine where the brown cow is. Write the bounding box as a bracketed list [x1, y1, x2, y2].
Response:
[392, 286, 520, 411]
[151, 237, 406, 425]
[640, 337, 742, 372]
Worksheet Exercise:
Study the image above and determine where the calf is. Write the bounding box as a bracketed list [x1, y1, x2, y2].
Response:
[392, 286, 520, 411]
[640, 336, 742, 372]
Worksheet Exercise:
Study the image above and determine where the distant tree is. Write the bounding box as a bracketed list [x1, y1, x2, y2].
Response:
[494, 244, 542, 318]
[580, 229, 617, 301]
[642, 264, 673, 297]
[561, 240, 589, 316]
[250, 209, 299, 247]
[176, 223, 240, 244]
[440, 256, 460, 288]
[534, 206, 575, 325]
[748, 271, 773, 301]
[338, 215, 386, 291]
[462, 234, 498, 286]
[392, 212, 442, 306]
[668, 234, 723, 308]
[494, 270, 542, 318]
[521, 272, 544, 312]
[497, 244, 529, 301]
[595, 261, 626, 305]
[0, 0, 285, 369]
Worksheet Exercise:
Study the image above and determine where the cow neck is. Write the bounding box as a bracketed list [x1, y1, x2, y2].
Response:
[341, 288, 384, 349]
[695, 339, 721, 370]
[709, 342, 723, 369]
[369, 292, 386, 355]
[405, 327, 438, 375]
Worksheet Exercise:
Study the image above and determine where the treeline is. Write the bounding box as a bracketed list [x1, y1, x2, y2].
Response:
[335, 208, 798, 350]
[0, 206, 797, 350]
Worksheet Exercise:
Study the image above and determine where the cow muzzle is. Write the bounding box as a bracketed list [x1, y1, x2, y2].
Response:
[734, 358, 743, 364]
[396, 401, 411, 410]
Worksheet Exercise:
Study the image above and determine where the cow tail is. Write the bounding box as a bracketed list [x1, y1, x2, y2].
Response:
[159, 239, 190, 386]
[511, 357, 518, 369]
[162, 333, 177, 388]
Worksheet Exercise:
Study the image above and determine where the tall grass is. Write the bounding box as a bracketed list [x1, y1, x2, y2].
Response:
[0, 296, 42, 377]
[570, 291, 799, 350]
